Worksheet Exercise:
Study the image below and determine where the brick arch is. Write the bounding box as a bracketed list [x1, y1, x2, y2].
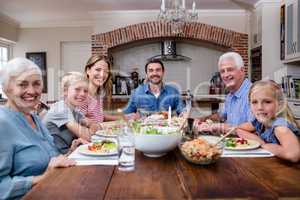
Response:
[92, 21, 248, 70]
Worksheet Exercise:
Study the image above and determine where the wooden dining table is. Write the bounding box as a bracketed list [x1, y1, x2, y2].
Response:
[23, 150, 300, 200]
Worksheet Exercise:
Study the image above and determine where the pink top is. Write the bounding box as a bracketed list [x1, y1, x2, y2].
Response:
[80, 95, 104, 123]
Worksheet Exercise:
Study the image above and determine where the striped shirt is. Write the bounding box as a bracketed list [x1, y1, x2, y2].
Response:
[80, 95, 104, 123]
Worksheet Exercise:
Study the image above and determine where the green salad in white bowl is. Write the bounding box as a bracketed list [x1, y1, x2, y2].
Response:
[131, 120, 182, 157]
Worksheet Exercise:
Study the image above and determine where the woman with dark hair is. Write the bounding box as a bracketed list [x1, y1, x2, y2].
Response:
[80, 55, 121, 123]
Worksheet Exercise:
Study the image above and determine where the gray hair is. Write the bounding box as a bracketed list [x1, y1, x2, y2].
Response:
[0, 57, 42, 88]
[218, 52, 244, 69]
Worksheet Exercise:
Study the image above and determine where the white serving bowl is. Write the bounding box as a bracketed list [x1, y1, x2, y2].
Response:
[134, 127, 182, 157]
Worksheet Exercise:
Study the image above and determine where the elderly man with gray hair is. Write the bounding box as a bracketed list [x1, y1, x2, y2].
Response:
[196, 52, 253, 133]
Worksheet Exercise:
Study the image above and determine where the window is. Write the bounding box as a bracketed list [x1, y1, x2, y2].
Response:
[0, 45, 9, 69]
[0, 43, 11, 98]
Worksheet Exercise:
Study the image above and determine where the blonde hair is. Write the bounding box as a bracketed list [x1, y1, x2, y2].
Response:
[249, 80, 299, 128]
[61, 71, 88, 93]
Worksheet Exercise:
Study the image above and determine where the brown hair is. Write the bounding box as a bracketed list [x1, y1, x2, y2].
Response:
[145, 59, 165, 73]
[249, 80, 300, 128]
[85, 55, 112, 108]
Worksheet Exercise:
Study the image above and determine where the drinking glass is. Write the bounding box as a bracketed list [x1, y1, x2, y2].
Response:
[118, 126, 135, 171]
[186, 118, 198, 139]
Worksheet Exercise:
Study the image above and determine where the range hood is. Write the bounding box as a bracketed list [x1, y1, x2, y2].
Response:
[148, 40, 191, 61]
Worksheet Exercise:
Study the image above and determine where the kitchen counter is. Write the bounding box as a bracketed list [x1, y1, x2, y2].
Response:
[112, 95, 130, 99]
[112, 94, 226, 100]
[109, 94, 225, 112]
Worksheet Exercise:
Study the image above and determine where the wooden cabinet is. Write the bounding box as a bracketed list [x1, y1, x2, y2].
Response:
[250, 46, 262, 82]
[285, 0, 300, 61]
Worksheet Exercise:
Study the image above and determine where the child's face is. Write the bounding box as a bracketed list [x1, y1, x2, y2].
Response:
[250, 88, 279, 125]
[86, 60, 109, 87]
[65, 81, 88, 107]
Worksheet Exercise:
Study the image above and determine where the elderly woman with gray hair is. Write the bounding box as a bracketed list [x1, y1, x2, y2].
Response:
[0, 57, 79, 199]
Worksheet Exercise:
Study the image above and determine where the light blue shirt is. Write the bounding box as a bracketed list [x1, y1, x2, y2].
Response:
[220, 78, 253, 125]
[123, 83, 185, 115]
[0, 106, 59, 200]
[252, 117, 300, 144]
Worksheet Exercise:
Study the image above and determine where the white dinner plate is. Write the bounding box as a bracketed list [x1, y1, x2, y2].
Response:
[95, 130, 119, 137]
[224, 138, 260, 150]
[77, 143, 118, 156]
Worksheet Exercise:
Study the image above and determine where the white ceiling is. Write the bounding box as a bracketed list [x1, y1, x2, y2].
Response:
[0, 0, 259, 26]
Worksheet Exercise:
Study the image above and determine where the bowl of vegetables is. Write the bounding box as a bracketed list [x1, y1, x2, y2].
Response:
[132, 121, 182, 157]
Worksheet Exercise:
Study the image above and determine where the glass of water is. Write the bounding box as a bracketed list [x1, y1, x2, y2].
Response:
[118, 126, 135, 171]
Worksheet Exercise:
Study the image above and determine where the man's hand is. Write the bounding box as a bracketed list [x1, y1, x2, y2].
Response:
[125, 113, 140, 120]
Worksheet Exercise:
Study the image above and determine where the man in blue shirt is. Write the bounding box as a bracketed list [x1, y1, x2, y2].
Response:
[196, 52, 253, 133]
[123, 59, 185, 115]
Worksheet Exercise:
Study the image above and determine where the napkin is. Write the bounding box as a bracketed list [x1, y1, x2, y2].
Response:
[68, 147, 118, 166]
[221, 148, 274, 157]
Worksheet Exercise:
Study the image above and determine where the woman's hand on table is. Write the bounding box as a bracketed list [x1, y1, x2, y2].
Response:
[32, 155, 76, 186]
[47, 155, 76, 169]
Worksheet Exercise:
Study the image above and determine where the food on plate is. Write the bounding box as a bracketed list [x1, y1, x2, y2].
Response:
[87, 140, 117, 153]
[146, 111, 168, 119]
[96, 121, 125, 136]
[143, 113, 165, 122]
[171, 116, 185, 126]
[205, 119, 214, 125]
[143, 111, 168, 120]
[224, 137, 260, 150]
[180, 137, 222, 164]
[158, 111, 168, 119]
[225, 138, 249, 148]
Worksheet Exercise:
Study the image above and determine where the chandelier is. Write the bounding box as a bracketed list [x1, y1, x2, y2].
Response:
[158, 0, 198, 35]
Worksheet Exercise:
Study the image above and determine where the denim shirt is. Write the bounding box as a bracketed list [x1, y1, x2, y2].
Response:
[0, 106, 59, 200]
[252, 117, 300, 144]
[220, 78, 253, 125]
[123, 83, 185, 115]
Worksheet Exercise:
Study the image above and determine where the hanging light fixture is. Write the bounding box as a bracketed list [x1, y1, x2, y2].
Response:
[158, 0, 198, 35]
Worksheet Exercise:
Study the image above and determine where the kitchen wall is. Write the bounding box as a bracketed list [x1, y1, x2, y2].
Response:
[93, 10, 249, 34]
[13, 27, 92, 101]
[249, 0, 282, 81]
[0, 14, 18, 42]
[11, 10, 250, 101]
[260, 1, 282, 80]
[112, 42, 223, 94]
